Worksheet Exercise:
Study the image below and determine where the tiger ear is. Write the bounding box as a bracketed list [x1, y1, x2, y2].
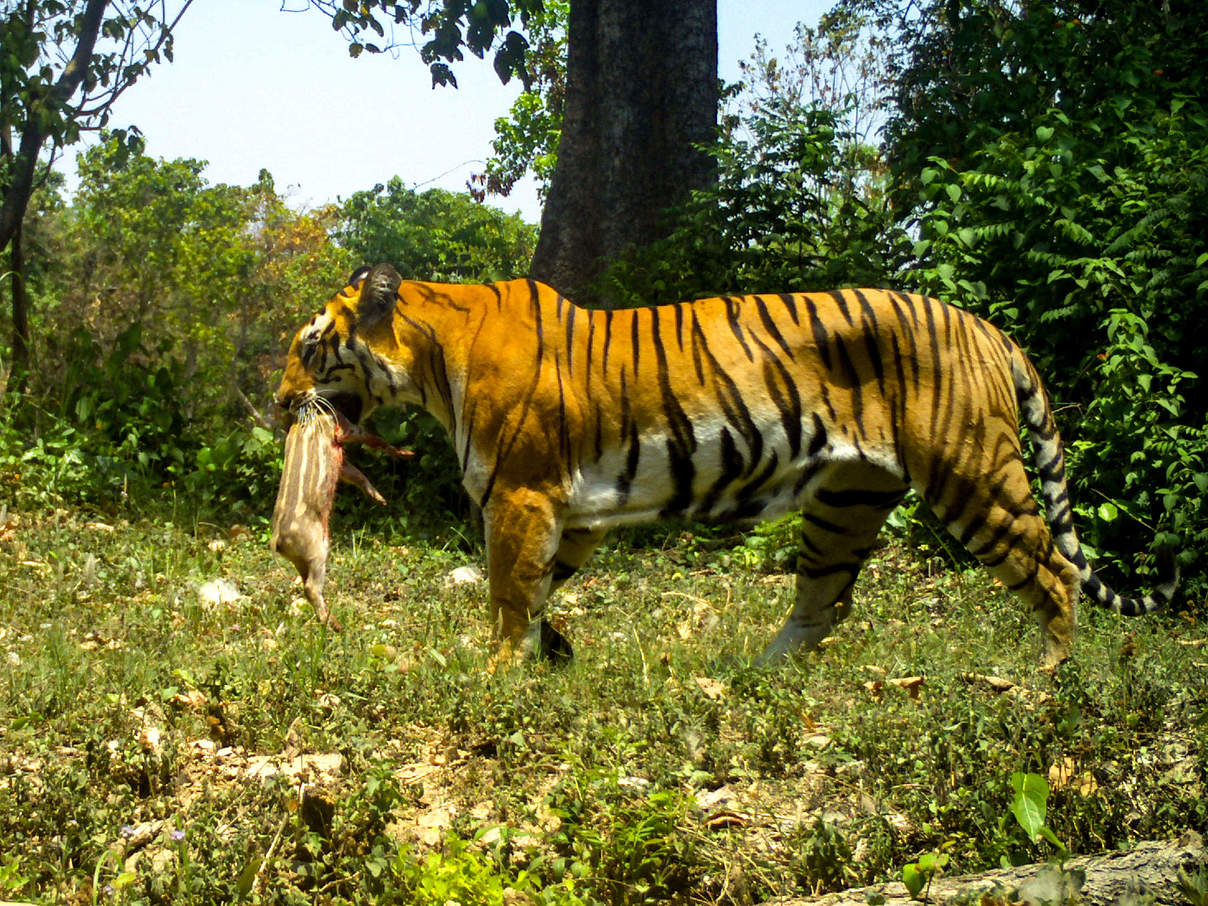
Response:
[348, 265, 372, 288]
[358, 263, 402, 327]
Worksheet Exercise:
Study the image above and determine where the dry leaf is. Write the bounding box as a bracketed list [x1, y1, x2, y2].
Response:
[961, 672, 1017, 693]
[417, 806, 453, 846]
[889, 676, 925, 699]
[706, 810, 749, 830]
[1048, 757, 1098, 796]
[693, 676, 727, 700]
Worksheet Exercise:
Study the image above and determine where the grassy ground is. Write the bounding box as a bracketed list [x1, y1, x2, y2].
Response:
[0, 504, 1204, 904]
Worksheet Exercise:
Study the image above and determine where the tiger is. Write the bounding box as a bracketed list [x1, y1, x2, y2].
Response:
[274, 263, 1177, 670]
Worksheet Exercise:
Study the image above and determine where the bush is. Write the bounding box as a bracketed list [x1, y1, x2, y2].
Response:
[899, 88, 1207, 595]
[599, 98, 905, 308]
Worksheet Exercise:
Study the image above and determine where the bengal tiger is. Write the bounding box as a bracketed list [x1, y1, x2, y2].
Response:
[274, 264, 1177, 670]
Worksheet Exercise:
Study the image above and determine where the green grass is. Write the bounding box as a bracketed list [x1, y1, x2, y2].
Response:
[1, 505, 1204, 904]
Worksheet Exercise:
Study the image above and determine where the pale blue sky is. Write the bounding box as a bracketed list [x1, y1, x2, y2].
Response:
[68, 0, 829, 223]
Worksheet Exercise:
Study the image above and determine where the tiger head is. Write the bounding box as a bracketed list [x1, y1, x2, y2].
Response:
[274, 263, 410, 427]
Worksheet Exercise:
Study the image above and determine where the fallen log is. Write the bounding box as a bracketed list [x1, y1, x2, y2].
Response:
[765, 831, 1206, 906]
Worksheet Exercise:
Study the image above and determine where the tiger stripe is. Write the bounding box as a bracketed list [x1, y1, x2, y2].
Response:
[275, 265, 1178, 669]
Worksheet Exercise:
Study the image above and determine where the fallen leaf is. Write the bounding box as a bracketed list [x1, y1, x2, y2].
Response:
[417, 807, 453, 846]
[693, 676, 727, 700]
[1048, 757, 1098, 796]
[705, 810, 749, 831]
[198, 578, 242, 609]
[889, 676, 925, 699]
[961, 672, 1017, 693]
[443, 565, 484, 588]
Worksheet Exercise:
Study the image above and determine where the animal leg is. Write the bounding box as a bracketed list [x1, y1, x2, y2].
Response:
[758, 466, 903, 666]
[298, 556, 342, 631]
[483, 488, 564, 669]
[339, 459, 386, 504]
[536, 527, 608, 661]
[936, 467, 1080, 671]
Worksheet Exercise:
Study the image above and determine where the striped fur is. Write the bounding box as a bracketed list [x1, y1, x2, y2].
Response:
[271, 406, 345, 629]
[275, 264, 1177, 669]
[270, 402, 396, 630]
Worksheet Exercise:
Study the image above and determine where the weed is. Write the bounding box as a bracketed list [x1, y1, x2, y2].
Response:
[1006, 772, 1067, 864]
[0, 510, 1204, 903]
[902, 850, 949, 902]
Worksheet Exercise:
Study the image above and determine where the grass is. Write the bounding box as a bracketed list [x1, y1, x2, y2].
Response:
[0, 502, 1205, 904]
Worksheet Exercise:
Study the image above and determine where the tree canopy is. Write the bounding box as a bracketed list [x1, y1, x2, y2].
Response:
[304, 0, 542, 87]
[1, 0, 193, 381]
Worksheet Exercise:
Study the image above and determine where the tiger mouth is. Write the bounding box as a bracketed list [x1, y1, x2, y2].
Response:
[320, 392, 364, 426]
[278, 391, 364, 430]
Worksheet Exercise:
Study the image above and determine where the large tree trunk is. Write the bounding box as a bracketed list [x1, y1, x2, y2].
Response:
[530, 0, 718, 306]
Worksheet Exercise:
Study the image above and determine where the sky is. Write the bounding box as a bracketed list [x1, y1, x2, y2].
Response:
[63, 0, 830, 224]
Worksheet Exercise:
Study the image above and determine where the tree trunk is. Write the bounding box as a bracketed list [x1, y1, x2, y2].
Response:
[766, 831, 1207, 906]
[0, 0, 110, 255]
[8, 221, 30, 393]
[530, 0, 718, 306]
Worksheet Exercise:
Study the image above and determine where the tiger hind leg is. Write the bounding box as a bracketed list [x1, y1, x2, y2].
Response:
[933, 466, 1081, 671]
[757, 466, 905, 666]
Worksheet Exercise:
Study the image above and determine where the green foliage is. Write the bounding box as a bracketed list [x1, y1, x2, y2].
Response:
[391, 831, 587, 906]
[0, 2, 181, 150]
[338, 178, 537, 283]
[474, 0, 568, 202]
[879, 0, 1208, 592]
[1, 133, 543, 521]
[309, 0, 543, 88]
[0, 320, 282, 519]
[1007, 772, 1066, 860]
[1179, 867, 1208, 906]
[600, 95, 906, 307]
[2, 518, 1204, 902]
[902, 850, 948, 901]
[45, 135, 264, 427]
[1, 324, 184, 507]
[1067, 311, 1205, 580]
[550, 783, 697, 906]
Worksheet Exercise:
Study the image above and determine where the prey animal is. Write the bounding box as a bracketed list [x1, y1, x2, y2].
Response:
[270, 401, 411, 630]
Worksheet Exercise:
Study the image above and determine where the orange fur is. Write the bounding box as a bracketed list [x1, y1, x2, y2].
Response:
[276, 265, 1175, 668]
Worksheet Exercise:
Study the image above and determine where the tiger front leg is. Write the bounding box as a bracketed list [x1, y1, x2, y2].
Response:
[483, 488, 564, 670]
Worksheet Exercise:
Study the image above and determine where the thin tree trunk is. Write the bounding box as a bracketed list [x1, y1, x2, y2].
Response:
[530, 0, 718, 306]
[8, 220, 30, 393]
[0, 0, 110, 254]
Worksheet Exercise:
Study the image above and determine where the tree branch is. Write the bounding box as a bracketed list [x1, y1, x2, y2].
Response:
[0, 0, 109, 252]
[234, 384, 278, 433]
